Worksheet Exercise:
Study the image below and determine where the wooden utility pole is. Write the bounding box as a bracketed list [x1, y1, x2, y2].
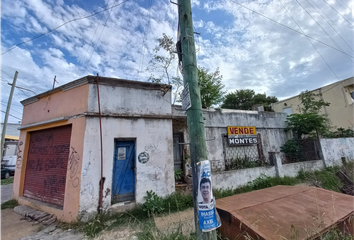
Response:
[178, 1, 217, 239]
[1, 71, 18, 160]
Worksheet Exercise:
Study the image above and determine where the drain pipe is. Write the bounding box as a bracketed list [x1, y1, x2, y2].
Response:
[96, 73, 104, 213]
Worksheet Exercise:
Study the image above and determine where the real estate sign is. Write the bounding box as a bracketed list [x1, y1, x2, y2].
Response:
[227, 126, 257, 146]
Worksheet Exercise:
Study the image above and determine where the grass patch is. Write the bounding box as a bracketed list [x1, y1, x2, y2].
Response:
[1, 177, 14, 185]
[297, 166, 342, 192]
[214, 174, 299, 199]
[1, 199, 18, 210]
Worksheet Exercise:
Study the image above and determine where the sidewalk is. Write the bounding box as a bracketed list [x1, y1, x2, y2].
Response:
[1, 183, 13, 204]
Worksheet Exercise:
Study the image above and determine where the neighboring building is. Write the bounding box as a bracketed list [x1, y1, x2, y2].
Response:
[1, 123, 21, 157]
[272, 77, 354, 129]
[13, 75, 291, 223]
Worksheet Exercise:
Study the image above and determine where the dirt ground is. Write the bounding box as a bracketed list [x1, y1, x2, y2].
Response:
[1, 209, 43, 240]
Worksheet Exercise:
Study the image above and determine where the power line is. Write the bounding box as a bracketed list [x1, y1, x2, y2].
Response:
[83, 0, 117, 75]
[1, 110, 22, 120]
[0, 103, 23, 115]
[309, 0, 353, 53]
[228, 0, 354, 59]
[296, 0, 354, 65]
[1, 0, 131, 56]
[279, 0, 340, 81]
[321, 0, 353, 26]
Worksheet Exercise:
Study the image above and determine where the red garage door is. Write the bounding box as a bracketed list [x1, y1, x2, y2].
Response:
[23, 125, 72, 207]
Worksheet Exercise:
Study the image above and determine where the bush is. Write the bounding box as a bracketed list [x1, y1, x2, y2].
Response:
[143, 190, 165, 217]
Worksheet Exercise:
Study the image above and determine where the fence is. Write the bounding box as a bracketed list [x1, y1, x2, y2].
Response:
[281, 138, 321, 164]
[210, 134, 270, 173]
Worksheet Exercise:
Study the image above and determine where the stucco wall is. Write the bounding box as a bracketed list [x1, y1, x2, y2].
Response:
[320, 138, 354, 167]
[173, 107, 290, 164]
[21, 84, 89, 125]
[87, 84, 171, 116]
[281, 160, 325, 178]
[212, 166, 277, 190]
[79, 83, 174, 217]
[79, 117, 174, 216]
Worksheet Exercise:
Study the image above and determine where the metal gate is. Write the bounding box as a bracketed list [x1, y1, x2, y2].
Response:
[23, 125, 72, 207]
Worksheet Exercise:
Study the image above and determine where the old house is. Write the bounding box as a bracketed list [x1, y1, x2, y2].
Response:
[13, 76, 174, 222]
[271, 76, 354, 129]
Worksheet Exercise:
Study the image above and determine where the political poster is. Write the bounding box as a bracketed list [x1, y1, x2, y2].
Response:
[197, 160, 221, 232]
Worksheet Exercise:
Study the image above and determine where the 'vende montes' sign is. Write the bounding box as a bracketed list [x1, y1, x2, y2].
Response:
[227, 126, 257, 146]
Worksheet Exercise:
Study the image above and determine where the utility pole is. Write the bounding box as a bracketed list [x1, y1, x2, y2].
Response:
[178, 1, 217, 239]
[1, 71, 19, 160]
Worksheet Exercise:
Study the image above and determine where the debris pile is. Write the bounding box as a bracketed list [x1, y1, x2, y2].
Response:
[336, 170, 354, 196]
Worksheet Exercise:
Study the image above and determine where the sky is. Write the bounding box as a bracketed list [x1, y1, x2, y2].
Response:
[1, 0, 353, 123]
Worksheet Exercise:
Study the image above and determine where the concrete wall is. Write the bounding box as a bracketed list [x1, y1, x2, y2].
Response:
[172, 107, 290, 165]
[204, 109, 290, 162]
[79, 83, 174, 217]
[272, 77, 354, 129]
[320, 137, 354, 167]
[281, 160, 325, 178]
[212, 166, 277, 190]
[212, 159, 325, 190]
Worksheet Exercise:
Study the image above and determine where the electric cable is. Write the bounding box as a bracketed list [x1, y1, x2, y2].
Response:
[228, 0, 354, 59]
[309, 0, 353, 52]
[296, 0, 353, 65]
[1, 0, 131, 56]
[83, 0, 118, 74]
[321, 0, 353, 26]
[1, 110, 22, 120]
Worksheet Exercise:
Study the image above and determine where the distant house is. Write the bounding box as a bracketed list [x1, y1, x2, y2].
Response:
[271, 77, 354, 130]
[1, 123, 21, 157]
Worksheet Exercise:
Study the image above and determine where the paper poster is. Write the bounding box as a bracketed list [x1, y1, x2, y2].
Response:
[197, 160, 221, 232]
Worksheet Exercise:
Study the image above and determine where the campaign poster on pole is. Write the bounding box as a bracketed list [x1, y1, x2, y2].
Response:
[197, 160, 221, 232]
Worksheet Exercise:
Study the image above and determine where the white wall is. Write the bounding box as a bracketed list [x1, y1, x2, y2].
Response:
[212, 166, 277, 189]
[79, 82, 174, 217]
[281, 160, 325, 178]
[79, 117, 174, 216]
[320, 138, 354, 167]
[87, 84, 171, 116]
[184, 108, 290, 163]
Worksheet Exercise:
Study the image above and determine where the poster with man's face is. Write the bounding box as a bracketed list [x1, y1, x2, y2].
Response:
[197, 160, 221, 232]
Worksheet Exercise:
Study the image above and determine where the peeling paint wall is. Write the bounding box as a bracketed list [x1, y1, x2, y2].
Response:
[281, 160, 325, 178]
[172, 107, 291, 164]
[212, 166, 277, 189]
[320, 138, 354, 167]
[79, 83, 174, 217]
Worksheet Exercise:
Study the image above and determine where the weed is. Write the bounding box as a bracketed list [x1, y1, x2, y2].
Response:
[143, 190, 165, 217]
[297, 167, 342, 192]
[225, 156, 269, 171]
[175, 169, 182, 180]
[214, 174, 299, 199]
[1, 199, 18, 210]
[1, 177, 14, 185]
[319, 228, 354, 240]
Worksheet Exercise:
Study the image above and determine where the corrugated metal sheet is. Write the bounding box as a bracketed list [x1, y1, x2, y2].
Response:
[23, 125, 72, 207]
[216, 185, 354, 240]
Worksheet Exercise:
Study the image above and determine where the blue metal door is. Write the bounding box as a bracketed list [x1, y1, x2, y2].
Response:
[112, 141, 135, 203]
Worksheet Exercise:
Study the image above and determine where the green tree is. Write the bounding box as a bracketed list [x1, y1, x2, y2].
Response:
[146, 33, 183, 103]
[198, 67, 226, 108]
[221, 89, 278, 110]
[285, 91, 331, 138]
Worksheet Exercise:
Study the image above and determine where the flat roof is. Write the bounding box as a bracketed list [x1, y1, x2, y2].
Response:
[21, 75, 172, 106]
